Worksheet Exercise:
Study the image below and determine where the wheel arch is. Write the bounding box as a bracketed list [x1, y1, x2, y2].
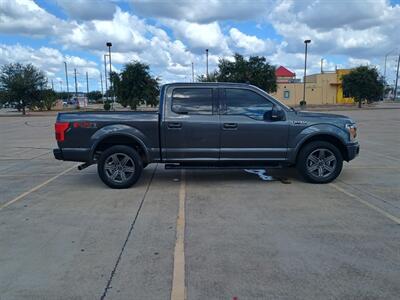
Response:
[91, 133, 149, 164]
[293, 134, 348, 163]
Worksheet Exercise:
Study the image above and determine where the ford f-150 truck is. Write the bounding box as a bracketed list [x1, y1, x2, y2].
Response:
[54, 83, 359, 188]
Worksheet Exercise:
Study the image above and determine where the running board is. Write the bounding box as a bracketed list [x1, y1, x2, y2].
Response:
[164, 163, 284, 170]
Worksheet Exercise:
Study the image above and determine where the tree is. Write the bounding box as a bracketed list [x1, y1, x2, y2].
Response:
[0, 63, 47, 114]
[342, 66, 384, 108]
[41, 89, 57, 111]
[56, 91, 70, 100]
[87, 91, 103, 102]
[111, 62, 159, 110]
[198, 53, 277, 93]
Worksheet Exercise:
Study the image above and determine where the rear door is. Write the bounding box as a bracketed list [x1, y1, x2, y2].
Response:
[219, 87, 289, 161]
[162, 86, 220, 162]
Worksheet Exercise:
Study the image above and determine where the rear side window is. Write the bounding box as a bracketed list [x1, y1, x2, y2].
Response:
[225, 88, 273, 120]
[172, 88, 213, 115]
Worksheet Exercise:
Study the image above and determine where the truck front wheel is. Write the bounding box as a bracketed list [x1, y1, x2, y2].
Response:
[97, 145, 143, 189]
[297, 141, 343, 183]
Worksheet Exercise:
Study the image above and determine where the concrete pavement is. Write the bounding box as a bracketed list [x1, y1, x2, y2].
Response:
[0, 108, 399, 299]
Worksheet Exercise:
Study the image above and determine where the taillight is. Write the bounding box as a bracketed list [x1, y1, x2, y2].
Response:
[55, 122, 70, 142]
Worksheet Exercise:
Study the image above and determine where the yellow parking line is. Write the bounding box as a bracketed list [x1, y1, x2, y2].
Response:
[171, 170, 187, 300]
[330, 183, 400, 225]
[0, 163, 79, 211]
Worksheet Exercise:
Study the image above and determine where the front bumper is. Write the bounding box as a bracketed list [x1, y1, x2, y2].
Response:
[346, 142, 360, 161]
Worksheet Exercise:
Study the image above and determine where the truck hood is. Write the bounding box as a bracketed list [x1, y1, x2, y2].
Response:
[297, 111, 352, 121]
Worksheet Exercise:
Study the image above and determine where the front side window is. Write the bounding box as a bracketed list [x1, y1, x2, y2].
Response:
[172, 88, 213, 115]
[225, 88, 273, 120]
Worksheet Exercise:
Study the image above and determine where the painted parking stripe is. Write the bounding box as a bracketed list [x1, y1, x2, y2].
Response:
[330, 183, 400, 225]
[0, 163, 79, 211]
[171, 170, 187, 300]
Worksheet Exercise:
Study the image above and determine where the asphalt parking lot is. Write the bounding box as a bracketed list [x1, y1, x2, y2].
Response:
[0, 108, 399, 299]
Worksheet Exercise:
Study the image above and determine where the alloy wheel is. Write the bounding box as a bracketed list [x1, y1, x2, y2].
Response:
[306, 148, 337, 178]
[104, 153, 135, 183]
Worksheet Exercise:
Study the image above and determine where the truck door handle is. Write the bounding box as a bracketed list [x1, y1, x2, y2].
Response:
[223, 123, 238, 129]
[167, 122, 182, 129]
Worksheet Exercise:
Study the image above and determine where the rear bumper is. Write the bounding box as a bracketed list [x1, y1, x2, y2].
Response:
[346, 142, 360, 161]
[53, 148, 91, 162]
[53, 149, 63, 160]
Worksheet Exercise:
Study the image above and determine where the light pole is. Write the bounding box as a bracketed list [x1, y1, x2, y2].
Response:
[192, 62, 194, 83]
[86, 72, 89, 95]
[383, 50, 395, 100]
[394, 53, 400, 101]
[106, 42, 114, 109]
[64, 62, 69, 99]
[74, 68, 78, 95]
[100, 71, 104, 100]
[302, 39, 311, 108]
[206, 49, 209, 80]
[104, 54, 109, 101]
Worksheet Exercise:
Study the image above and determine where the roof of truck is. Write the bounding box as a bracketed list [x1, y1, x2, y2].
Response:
[162, 82, 252, 88]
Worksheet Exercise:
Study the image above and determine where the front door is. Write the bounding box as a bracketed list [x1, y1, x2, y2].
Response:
[219, 87, 289, 161]
[163, 86, 220, 162]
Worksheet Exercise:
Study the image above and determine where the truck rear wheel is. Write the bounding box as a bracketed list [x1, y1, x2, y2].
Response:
[97, 145, 143, 189]
[297, 141, 343, 184]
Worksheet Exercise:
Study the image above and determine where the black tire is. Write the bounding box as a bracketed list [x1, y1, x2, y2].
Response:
[297, 141, 343, 184]
[97, 145, 143, 189]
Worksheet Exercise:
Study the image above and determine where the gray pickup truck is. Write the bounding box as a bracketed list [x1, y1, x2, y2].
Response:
[54, 83, 359, 188]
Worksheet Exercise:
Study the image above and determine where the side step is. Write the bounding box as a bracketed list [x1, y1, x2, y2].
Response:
[164, 163, 285, 170]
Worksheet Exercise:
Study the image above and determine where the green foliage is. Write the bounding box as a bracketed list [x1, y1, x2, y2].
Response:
[197, 53, 277, 93]
[111, 62, 159, 110]
[41, 89, 57, 111]
[342, 66, 384, 108]
[300, 100, 307, 106]
[103, 101, 111, 111]
[56, 91, 70, 100]
[87, 90, 103, 101]
[0, 63, 47, 114]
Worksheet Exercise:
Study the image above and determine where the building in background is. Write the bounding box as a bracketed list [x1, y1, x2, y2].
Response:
[272, 68, 354, 105]
[275, 66, 298, 83]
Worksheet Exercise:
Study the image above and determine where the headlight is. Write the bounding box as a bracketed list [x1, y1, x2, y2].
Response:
[345, 123, 357, 141]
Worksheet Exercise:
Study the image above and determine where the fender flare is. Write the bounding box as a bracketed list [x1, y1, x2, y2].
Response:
[289, 125, 348, 163]
[89, 125, 150, 162]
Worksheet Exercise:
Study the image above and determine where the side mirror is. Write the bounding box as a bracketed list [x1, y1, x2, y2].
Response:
[266, 106, 284, 121]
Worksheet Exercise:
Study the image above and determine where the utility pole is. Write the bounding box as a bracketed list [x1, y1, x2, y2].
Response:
[86, 72, 89, 94]
[64, 62, 69, 99]
[191, 62, 194, 82]
[206, 49, 209, 80]
[394, 53, 400, 101]
[74, 68, 78, 95]
[51, 79, 54, 90]
[100, 71, 104, 99]
[104, 54, 108, 100]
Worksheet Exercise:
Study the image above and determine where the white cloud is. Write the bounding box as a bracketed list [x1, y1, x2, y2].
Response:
[57, 0, 116, 20]
[163, 20, 230, 54]
[59, 8, 149, 53]
[268, 0, 400, 59]
[229, 28, 275, 55]
[132, 0, 272, 23]
[0, 44, 99, 81]
[0, 0, 64, 36]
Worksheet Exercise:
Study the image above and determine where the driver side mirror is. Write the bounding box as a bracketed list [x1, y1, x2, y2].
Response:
[265, 106, 285, 121]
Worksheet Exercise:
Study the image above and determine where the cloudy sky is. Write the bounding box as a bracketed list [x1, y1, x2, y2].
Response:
[1, 0, 399, 92]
